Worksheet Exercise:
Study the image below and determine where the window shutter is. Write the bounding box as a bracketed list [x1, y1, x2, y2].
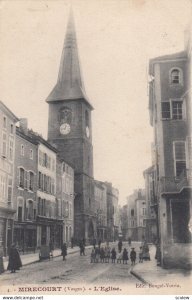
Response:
[182, 99, 186, 120]
[24, 170, 28, 189]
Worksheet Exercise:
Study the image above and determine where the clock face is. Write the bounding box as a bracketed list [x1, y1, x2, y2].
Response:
[60, 123, 71, 135]
[86, 126, 90, 138]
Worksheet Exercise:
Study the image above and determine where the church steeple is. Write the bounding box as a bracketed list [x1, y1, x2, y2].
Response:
[46, 9, 92, 108]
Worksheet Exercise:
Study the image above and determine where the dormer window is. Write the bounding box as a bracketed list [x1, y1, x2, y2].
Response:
[169, 68, 183, 85]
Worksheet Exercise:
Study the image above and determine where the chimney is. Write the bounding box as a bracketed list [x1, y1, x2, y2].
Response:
[19, 118, 28, 134]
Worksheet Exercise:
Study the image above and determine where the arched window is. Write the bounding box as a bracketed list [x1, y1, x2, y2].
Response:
[19, 168, 25, 188]
[29, 171, 34, 191]
[169, 68, 183, 85]
[26, 200, 33, 220]
[17, 197, 24, 222]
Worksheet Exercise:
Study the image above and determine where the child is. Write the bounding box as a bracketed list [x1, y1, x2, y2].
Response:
[117, 251, 122, 264]
[122, 248, 128, 264]
[111, 248, 116, 263]
[90, 248, 95, 263]
[139, 246, 143, 263]
[130, 247, 136, 265]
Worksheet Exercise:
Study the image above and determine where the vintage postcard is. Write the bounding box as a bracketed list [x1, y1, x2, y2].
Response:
[0, 0, 191, 297]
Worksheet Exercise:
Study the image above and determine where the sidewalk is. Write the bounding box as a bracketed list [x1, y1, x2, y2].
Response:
[130, 244, 191, 286]
[3, 245, 93, 270]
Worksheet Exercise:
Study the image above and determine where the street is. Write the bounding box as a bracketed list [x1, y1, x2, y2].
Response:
[0, 245, 139, 285]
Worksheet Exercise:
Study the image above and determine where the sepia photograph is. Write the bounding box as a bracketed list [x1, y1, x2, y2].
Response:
[0, 0, 191, 296]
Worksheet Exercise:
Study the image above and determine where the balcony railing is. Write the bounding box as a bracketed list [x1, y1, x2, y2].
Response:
[159, 169, 192, 193]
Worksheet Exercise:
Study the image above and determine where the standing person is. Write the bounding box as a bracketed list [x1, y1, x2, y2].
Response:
[90, 248, 96, 263]
[7, 244, 22, 273]
[111, 248, 116, 263]
[93, 238, 96, 249]
[61, 242, 67, 261]
[130, 248, 136, 266]
[139, 246, 143, 263]
[118, 240, 123, 253]
[100, 247, 105, 263]
[122, 248, 128, 264]
[117, 251, 122, 264]
[79, 240, 85, 256]
[95, 247, 100, 263]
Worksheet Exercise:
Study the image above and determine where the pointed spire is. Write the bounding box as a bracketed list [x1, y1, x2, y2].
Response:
[46, 8, 92, 108]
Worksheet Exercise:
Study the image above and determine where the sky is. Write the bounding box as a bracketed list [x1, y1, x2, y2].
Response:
[0, 0, 191, 205]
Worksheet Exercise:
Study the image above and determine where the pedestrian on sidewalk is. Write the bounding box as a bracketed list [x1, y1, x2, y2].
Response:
[61, 242, 67, 261]
[93, 238, 96, 249]
[139, 246, 143, 263]
[79, 240, 85, 256]
[111, 248, 116, 263]
[122, 248, 128, 264]
[7, 243, 22, 273]
[130, 248, 136, 266]
[90, 248, 96, 263]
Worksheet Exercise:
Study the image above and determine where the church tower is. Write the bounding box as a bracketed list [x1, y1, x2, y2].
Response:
[46, 10, 96, 242]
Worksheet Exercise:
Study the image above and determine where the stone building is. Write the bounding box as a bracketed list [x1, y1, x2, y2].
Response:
[94, 180, 107, 242]
[0, 101, 18, 255]
[105, 182, 119, 241]
[143, 166, 157, 243]
[13, 119, 38, 252]
[56, 158, 74, 246]
[127, 189, 146, 241]
[120, 204, 128, 240]
[148, 30, 192, 268]
[46, 10, 96, 243]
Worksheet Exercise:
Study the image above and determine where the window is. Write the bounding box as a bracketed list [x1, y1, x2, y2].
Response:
[131, 209, 134, 216]
[162, 102, 171, 119]
[9, 137, 14, 161]
[21, 144, 24, 156]
[0, 174, 6, 201]
[2, 132, 7, 157]
[85, 110, 89, 127]
[3, 116, 6, 129]
[29, 172, 34, 191]
[26, 200, 33, 220]
[171, 69, 180, 84]
[19, 168, 25, 188]
[161, 99, 185, 120]
[17, 198, 24, 222]
[30, 149, 33, 160]
[174, 141, 186, 177]
[142, 208, 146, 216]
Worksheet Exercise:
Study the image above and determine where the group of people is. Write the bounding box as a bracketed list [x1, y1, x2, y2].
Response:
[90, 240, 150, 266]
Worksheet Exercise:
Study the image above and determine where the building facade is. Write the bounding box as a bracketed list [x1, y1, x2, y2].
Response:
[148, 36, 192, 268]
[0, 101, 18, 256]
[105, 182, 119, 241]
[94, 180, 107, 242]
[143, 166, 158, 243]
[46, 11, 96, 243]
[127, 189, 146, 241]
[13, 119, 38, 253]
[120, 204, 128, 240]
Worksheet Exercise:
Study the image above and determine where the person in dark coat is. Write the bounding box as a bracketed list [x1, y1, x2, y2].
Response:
[122, 248, 128, 264]
[93, 238, 96, 249]
[130, 248, 136, 265]
[139, 246, 143, 263]
[79, 240, 85, 256]
[7, 244, 22, 273]
[100, 247, 105, 263]
[111, 248, 116, 263]
[118, 240, 123, 253]
[61, 243, 67, 261]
